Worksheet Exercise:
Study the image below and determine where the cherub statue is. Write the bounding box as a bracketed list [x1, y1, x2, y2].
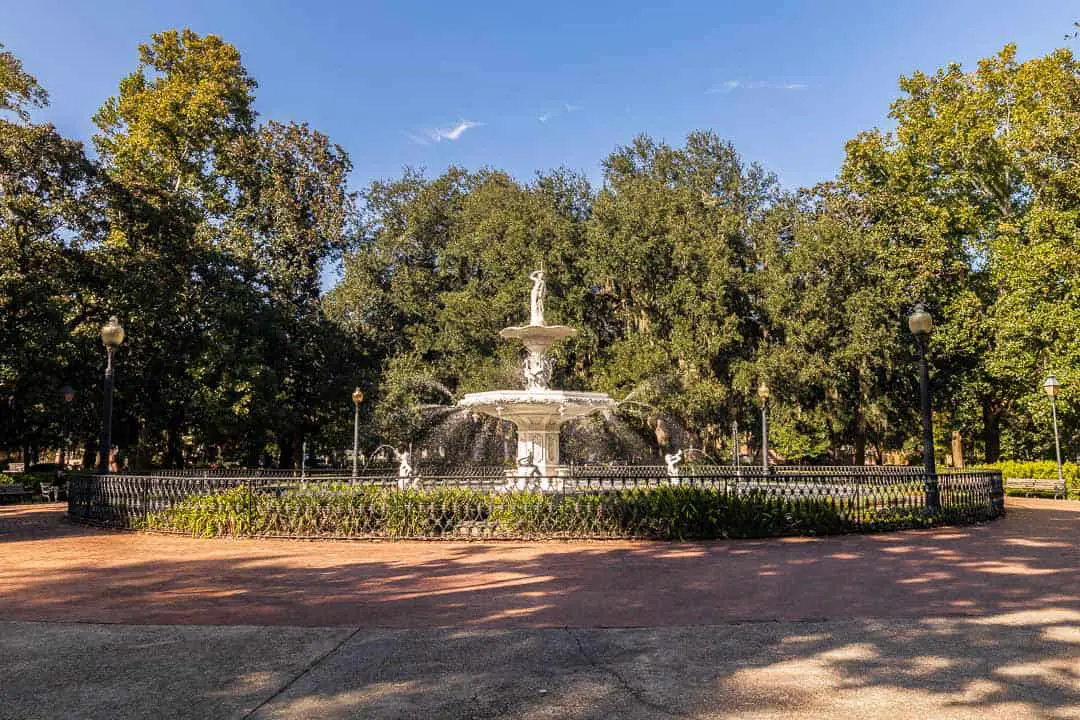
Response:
[504, 449, 543, 492]
[664, 449, 683, 486]
[395, 448, 416, 490]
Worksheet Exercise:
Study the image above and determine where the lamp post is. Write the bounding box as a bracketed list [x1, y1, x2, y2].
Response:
[908, 304, 939, 511]
[97, 316, 124, 473]
[351, 387, 364, 479]
[731, 419, 739, 468]
[757, 382, 770, 472]
[60, 385, 74, 477]
[1043, 374, 1064, 490]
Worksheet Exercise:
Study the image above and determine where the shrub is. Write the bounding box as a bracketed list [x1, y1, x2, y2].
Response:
[142, 484, 999, 540]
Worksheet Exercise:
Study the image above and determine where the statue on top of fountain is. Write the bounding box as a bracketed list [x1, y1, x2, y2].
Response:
[529, 269, 545, 326]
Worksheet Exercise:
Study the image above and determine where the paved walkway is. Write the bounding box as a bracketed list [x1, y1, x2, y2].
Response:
[0, 498, 1077, 718]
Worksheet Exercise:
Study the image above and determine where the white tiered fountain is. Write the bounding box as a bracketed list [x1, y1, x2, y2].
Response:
[458, 270, 616, 488]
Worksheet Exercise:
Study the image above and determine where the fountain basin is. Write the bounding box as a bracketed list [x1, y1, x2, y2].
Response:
[459, 389, 615, 427]
[459, 389, 616, 479]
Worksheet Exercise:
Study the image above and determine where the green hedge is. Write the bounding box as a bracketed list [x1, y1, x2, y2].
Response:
[0, 471, 60, 492]
[971, 461, 1078, 499]
[140, 484, 998, 540]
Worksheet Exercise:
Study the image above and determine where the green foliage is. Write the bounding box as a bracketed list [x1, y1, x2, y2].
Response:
[144, 484, 996, 540]
[750, 187, 915, 464]
[841, 44, 1080, 463]
[0, 42, 48, 121]
[585, 132, 775, 433]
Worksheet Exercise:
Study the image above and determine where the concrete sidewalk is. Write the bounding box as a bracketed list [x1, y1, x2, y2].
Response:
[2, 613, 1078, 719]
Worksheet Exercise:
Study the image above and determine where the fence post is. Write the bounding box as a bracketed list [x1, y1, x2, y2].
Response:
[991, 471, 1005, 515]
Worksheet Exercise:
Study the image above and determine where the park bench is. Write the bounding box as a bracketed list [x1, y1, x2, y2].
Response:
[0, 484, 31, 504]
[1005, 477, 1066, 499]
[40, 482, 66, 502]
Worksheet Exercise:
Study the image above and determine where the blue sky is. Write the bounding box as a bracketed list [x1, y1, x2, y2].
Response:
[3, 0, 1077, 192]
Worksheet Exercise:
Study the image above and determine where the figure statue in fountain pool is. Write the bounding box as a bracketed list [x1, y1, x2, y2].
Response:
[665, 449, 683, 485]
[395, 448, 416, 490]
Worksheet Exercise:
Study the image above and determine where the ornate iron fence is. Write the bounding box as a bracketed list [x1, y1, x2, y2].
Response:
[67, 467, 1004, 540]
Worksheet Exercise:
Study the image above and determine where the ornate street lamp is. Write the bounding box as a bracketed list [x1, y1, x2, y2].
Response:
[908, 303, 939, 511]
[757, 381, 770, 472]
[60, 385, 74, 477]
[1043, 375, 1064, 491]
[97, 316, 124, 473]
[351, 387, 364, 479]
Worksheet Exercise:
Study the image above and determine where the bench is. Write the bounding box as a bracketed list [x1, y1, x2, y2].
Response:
[0, 484, 32, 504]
[40, 482, 66, 502]
[1005, 477, 1067, 499]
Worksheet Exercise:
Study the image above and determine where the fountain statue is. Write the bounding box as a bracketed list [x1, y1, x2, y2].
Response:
[529, 269, 545, 325]
[664, 449, 683, 485]
[458, 269, 617, 486]
[395, 448, 416, 490]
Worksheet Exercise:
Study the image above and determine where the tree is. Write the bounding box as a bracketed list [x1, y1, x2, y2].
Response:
[0, 42, 48, 121]
[226, 120, 361, 466]
[751, 186, 915, 463]
[0, 44, 100, 461]
[842, 45, 1080, 462]
[583, 131, 776, 452]
[91, 28, 257, 466]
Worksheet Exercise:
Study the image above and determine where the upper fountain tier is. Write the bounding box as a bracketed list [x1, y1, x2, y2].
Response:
[458, 268, 614, 413]
[498, 323, 576, 358]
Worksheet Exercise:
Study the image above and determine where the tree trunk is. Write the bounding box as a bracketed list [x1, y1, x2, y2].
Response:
[82, 442, 96, 470]
[166, 419, 184, 468]
[242, 443, 261, 469]
[278, 434, 296, 469]
[854, 430, 866, 466]
[982, 398, 1001, 463]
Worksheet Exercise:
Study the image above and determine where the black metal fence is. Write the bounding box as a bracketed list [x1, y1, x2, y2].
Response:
[67, 466, 1004, 539]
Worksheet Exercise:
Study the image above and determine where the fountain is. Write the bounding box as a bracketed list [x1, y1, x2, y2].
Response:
[458, 269, 617, 487]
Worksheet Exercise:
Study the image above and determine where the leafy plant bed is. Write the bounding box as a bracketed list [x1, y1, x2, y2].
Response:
[137, 484, 1002, 540]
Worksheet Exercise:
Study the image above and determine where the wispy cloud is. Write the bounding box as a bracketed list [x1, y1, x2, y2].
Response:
[707, 80, 808, 94]
[430, 119, 483, 141]
[406, 119, 484, 145]
[537, 103, 583, 124]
